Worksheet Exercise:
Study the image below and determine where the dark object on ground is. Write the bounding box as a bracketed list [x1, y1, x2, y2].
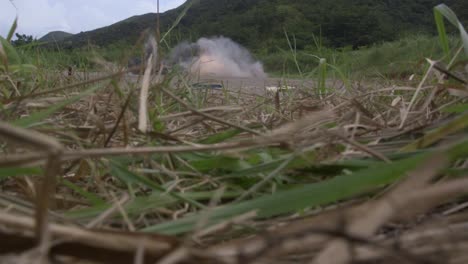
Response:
[127, 57, 143, 74]
[127, 57, 171, 75]
[191, 82, 223, 89]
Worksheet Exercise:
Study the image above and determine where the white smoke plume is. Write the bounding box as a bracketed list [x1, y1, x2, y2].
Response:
[168, 36, 267, 78]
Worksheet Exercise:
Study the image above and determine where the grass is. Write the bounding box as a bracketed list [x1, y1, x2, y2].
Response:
[0, 3, 468, 264]
[262, 34, 465, 79]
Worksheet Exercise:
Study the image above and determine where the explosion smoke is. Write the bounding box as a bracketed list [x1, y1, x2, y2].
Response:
[168, 37, 267, 78]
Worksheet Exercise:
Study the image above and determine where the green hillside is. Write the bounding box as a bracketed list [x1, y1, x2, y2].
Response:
[53, 0, 468, 51]
[39, 31, 73, 43]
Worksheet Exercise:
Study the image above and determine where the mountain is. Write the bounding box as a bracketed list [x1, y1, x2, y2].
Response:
[52, 0, 468, 51]
[39, 31, 73, 42]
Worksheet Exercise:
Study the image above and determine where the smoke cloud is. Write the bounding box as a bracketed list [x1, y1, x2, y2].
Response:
[168, 37, 267, 78]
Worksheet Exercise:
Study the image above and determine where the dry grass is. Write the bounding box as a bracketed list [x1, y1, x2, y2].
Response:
[1, 4, 468, 263]
[0, 51, 467, 263]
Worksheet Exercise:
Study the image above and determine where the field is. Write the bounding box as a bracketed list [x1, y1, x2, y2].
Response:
[1, 4, 468, 264]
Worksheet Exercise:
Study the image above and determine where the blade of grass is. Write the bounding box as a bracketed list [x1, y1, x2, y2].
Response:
[0, 36, 21, 66]
[109, 159, 205, 209]
[61, 179, 105, 206]
[442, 103, 468, 114]
[160, 1, 193, 45]
[6, 17, 17, 42]
[434, 7, 450, 58]
[235, 155, 295, 202]
[434, 4, 468, 56]
[198, 128, 244, 144]
[144, 155, 426, 234]
[143, 139, 468, 235]
[0, 39, 6, 69]
[188, 155, 250, 172]
[66, 191, 243, 220]
[284, 29, 303, 77]
[400, 113, 468, 152]
[225, 153, 314, 177]
[0, 167, 42, 179]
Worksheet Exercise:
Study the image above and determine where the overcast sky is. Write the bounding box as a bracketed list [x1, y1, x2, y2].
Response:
[0, 0, 186, 38]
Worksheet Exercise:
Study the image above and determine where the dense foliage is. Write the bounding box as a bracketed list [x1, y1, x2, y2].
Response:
[11, 33, 36, 47]
[50, 0, 468, 52]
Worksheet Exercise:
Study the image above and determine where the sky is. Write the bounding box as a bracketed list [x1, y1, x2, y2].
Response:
[0, 0, 186, 38]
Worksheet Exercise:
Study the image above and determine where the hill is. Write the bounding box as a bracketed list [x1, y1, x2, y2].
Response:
[39, 31, 73, 43]
[54, 0, 468, 51]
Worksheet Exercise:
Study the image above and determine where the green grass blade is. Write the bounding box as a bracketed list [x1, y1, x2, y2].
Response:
[0, 40, 6, 68]
[160, 1, 193, 45]
[66, 191, 242, 220]
[434, 4, 468, 57]
[284, 30, 303, 77]
[442, 103, 468, 114]
[61, 179, 105, 206]
[143, 139, 468, 235]
[0, 167, 42, 179]
[326, 64, 351, 91]
[434, 4, 462, 29]
[143, 155, 425, 234]
[66, 203, 110, 219]
[188, 155, 250, 172]
[400, 113, 468, 152]
[8, 64, 37, 73]
[109, 159, 205, 209]
[0, 36, 21, 65]
[198, 128, 243, 144]
[434, 9, 449, 58]
[461, 24, 468, 57]
[225, 154, 310, 177]
[6, 17, 18, 42]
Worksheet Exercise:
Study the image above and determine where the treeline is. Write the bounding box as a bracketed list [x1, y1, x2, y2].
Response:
[175, 0, 468, 52]
[45, 0, 468, 52]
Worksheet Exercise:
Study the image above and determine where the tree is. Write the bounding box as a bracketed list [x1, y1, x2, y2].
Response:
[11, 33, 35, 46]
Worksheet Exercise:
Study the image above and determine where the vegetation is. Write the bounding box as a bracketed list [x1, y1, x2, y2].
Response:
[260, 34, 466, 78]
[0, 2, 467, 264]
[11, 33, 36, 46]
[32, 0, 468, 76]
[13, 33, 463, 78]
[45, 0, 468, 52]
